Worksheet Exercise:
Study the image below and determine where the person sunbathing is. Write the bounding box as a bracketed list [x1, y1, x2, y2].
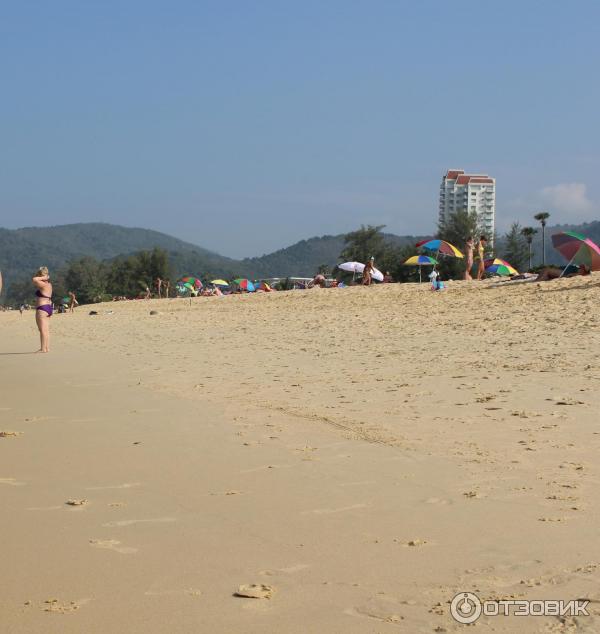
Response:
[537, 264, 590, 281]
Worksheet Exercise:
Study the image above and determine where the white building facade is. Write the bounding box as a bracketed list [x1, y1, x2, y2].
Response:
[439, 169, 496, 239]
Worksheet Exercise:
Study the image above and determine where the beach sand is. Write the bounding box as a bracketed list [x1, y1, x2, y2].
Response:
[1, 277, 599, 633]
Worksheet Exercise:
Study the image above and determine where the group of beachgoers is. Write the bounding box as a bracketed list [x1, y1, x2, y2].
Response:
[7, 251, 593, 354]
[464, 236, 487, 281]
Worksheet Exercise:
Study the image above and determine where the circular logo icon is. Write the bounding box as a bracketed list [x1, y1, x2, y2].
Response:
[450, 592, 482, 624]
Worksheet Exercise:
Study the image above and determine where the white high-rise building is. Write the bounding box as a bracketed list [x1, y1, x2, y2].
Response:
[439, 169, 496, 239]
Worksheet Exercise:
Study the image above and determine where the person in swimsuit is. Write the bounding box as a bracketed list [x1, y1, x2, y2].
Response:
[362, 257, 375, 285]
[68, 290, 79, 313]
[464, 236, 474, 280]
[32, 266, 53, 353]
[476, 236, 487, 280]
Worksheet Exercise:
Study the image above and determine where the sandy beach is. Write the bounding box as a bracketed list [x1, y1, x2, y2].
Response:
[2, 277, 600, 633]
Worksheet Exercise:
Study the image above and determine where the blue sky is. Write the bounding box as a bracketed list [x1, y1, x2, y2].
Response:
[1, 0, 599, 257]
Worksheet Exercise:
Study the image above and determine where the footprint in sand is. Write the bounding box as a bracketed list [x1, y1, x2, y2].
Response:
[65, 499, 88, 507]
[208, 489, 243, 496]
[0, 431, 23, 438]
[87, 482, 141, 491]
[398, 538, 429, 547]
[260, 564, 310, 576]
[102, 517, 176, 528]
[339, 480, 376, 487]
[345, 596, 406, 624]
[89, 539, 138, 554]
[23, 416, 56, 423]
[424, 497, 452, 505]
[0, 477, 26, 486]
[303, 504, 368, 515]
[43, 598, 91, 612]
[234, 584, 275, 599]
[239, 464, 294, 474]
[144, 587, 202, 597]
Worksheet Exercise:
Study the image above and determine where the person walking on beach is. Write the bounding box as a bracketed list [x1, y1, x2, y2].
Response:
[476, 236, 487, 280]
[464, 236, 474, 280]
[362, 257, 375, 285]
[164, 279, 170, 298]
[156, 277, 163, 299]
[32, 266, 53, 353]
[68, 290, 78, 313]
[144, 285, 151, 300]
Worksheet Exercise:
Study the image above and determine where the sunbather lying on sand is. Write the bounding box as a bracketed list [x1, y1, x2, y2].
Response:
[537, 265, 590, 281]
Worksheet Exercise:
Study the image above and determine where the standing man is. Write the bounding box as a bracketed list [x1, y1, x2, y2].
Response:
[476, 236, 487, 280]
[156, 277, 163, 299]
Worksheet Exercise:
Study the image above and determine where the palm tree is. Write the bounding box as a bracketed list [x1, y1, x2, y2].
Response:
[520, 226, 537, 270]
[533, 212, 550, 266]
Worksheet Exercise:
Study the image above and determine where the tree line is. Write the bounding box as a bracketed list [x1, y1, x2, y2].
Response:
[338, 210, 552, 281]
[7, 248, 170, 306]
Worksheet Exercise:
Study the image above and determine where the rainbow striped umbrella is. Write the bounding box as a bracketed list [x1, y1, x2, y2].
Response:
[403, 255, 438, 266]
[551, 231, 600, 271]
[403, 254, 438, 283]
[416, 239, 464, 258]
[484, 258, 518, 276]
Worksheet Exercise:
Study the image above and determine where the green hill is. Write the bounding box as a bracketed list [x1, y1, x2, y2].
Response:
[0, 223, 238, 298]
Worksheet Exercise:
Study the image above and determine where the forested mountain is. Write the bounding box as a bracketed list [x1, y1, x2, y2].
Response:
[0, 223, 241, 299]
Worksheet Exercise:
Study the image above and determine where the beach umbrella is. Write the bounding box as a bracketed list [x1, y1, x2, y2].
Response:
[416, 239, 464, 258]
[484, 258, 518, 276]
[337, 261, 384, 282]
[338, 261, 364, 274]
[234, 279, 255, 292]
[403, 255, 438, 283]
[551, 231, 600, 273]
[404, 255, 438, 266]
[180, 276, 203, 289]
[210, 279, 230, 286]
[256, 281, 272, 291]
